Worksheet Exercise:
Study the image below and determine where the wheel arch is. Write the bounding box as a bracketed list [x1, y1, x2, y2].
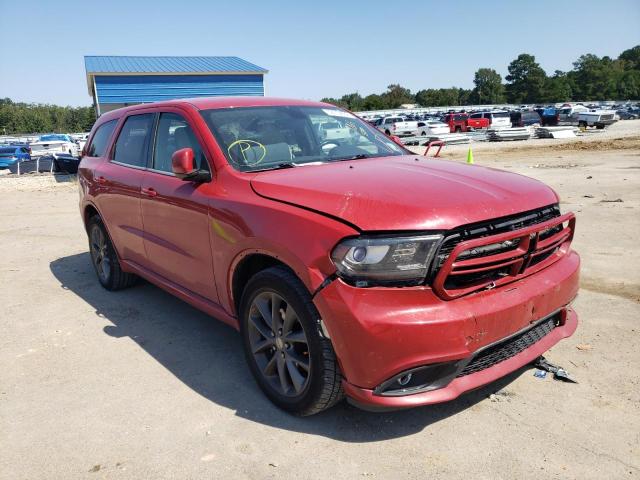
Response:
[231, 253, 299, 316]
[83, 202, 101, 231]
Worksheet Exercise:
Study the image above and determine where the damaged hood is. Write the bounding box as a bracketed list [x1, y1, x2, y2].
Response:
[250, 156, 558, 231]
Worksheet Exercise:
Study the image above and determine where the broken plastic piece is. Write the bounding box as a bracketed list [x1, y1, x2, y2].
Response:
[533, 356, 578, 383]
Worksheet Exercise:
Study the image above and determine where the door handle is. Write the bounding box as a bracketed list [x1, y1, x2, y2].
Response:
[141, 187, 158, 197]
[96, 175, 107, 184]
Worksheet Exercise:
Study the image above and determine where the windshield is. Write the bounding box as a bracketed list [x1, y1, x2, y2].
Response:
[200, 106, 406, 172]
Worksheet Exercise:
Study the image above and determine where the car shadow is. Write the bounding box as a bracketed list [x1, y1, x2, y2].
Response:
[50, 252, 527, 442]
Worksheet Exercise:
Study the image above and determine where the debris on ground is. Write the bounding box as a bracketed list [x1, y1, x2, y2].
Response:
[600, 198, 624, 203]
[583, 194, 594, 198]
[489, 389, 516, 402]
[533, 356, 578, 383]
[534, 369, 548, 379]
[576, 343, 593, 351]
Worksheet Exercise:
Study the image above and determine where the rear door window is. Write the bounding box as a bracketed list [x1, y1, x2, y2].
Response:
[112, 114, 154, 168]
[152, 113, 208, 173]
[86, 120, 117, 157]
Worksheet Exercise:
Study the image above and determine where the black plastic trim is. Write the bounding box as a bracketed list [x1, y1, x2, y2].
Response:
[374, 307, 564, 397]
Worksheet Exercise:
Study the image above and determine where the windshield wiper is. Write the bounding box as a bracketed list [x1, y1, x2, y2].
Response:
[251, 162, 298, 172]
[328, 154, 370, 162]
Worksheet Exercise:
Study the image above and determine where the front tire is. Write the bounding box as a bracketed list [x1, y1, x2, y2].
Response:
[87, 215, 137, 290]
[239, 266, 344, 415]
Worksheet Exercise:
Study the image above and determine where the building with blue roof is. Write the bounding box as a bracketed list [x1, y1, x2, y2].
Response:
[84, 56, 268, 115]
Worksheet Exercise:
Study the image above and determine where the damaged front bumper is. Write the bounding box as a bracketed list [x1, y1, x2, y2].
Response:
[313, 250, 580, 409]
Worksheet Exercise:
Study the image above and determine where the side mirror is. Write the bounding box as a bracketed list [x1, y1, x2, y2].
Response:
[171, 148, 196, 178]
[171, 148, 211, 182]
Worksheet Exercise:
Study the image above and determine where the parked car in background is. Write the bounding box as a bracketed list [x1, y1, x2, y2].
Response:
[577, 110, 617, 129]
[412, 120, 450, 137]
[374, 116, 406, 135]
[71, 133, 91, 153]
[510, 110, 542, 127]
[374, 117, 417, 136]
[0, 145, 31, 168]
[539, 107, 557, 126]
[317, 121, 352, 141]
[557, 104, 589, 125]
[30, 134, 80, 158]
[616, 108, 640, 120]
[483, 111, 511, 128]
[78, 97, 580, 415]
[467, 112, 490, 130]
[391, 119, 419, 136]
[441, 113, 469, 132]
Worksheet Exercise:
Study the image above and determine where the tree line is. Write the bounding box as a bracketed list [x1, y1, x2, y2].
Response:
[0, 98, 96, 135]
[322, 45, 640, 111]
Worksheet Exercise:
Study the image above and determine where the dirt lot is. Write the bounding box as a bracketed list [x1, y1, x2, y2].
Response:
[1, 121, 639, 479]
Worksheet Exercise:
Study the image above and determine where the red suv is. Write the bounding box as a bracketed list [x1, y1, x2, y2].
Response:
[78, 97, 580, 415]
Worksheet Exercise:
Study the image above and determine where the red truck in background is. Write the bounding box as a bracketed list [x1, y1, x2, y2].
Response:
[441, 113, 469, 132]
[467, 112, 490, 129]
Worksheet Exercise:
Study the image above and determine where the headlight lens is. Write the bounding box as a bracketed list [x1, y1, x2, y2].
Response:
[331, 234, 443, 286]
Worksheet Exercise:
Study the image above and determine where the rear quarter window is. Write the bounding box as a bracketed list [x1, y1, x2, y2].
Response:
[86, 120, 117, 157]
[112, 114, 155, 167]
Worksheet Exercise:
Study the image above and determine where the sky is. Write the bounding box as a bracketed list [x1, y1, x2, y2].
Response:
[1, 0, 639, 106]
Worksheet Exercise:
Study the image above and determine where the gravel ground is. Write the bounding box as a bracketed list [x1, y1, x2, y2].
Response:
[1, 125, 639, 479]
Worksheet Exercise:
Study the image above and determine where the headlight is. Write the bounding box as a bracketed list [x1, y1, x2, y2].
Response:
[331, 234, 443, 287]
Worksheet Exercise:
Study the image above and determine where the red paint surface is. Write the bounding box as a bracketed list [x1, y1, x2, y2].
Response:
[78, 97, 580, 408]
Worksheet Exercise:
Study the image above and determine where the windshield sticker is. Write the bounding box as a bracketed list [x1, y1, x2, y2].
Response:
[322, 109, 354, 118]
[227, 139, 266, 165]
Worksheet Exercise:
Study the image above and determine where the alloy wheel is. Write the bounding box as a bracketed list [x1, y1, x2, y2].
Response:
[247, 291, 310, 397]
[90, 226, 111, 283]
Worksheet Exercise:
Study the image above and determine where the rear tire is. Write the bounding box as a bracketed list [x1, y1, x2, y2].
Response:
[87, 215, 137, 291]
[239, 266, 344, 415]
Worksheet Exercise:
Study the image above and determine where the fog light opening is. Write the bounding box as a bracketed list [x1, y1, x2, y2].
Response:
[397, 373, 412, 386]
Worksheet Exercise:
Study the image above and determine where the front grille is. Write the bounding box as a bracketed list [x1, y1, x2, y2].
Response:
[457, 314, 559, 377]
[433, 205, 561, 272]
[432, 205, 575, 299]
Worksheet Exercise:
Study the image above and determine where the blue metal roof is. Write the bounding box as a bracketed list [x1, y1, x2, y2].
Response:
[85, 56, 267, 74]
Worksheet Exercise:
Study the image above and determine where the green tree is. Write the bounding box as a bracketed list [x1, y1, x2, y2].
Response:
[415, 88, 465, 106]
[471, 68, 505, 104]
[618, 45, 640, 70]
[505, 53, 547, 103]
[542, 70, 572, 103]
[339, 93, 364, 111]
[0, 99, 95, 134]
[362, 94, 387, 110]
[320, 97, 348, 109]
[617, 70, 640, 99]
[381, 84, 414, 108]
[569, 54, 625, 100]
